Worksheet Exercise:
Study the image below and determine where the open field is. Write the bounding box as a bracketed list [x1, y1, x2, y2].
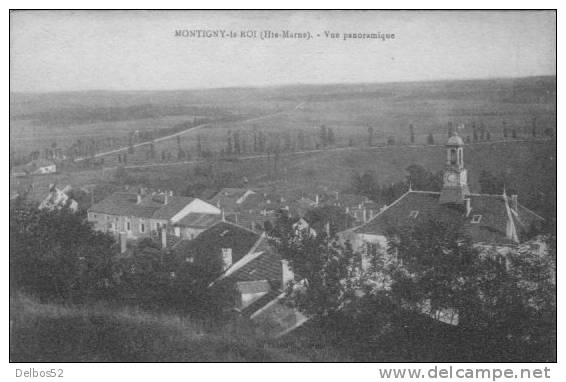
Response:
[11, 136, 554, 224]
[10, 76, 556, 164]
[114, 139, 554, 214]
[10, 76, 556, 221]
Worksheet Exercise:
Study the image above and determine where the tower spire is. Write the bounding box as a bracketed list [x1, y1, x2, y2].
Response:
[439, 132, 470, 205]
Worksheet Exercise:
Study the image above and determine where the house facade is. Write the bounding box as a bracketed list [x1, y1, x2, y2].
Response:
[87, 191, 221, 241]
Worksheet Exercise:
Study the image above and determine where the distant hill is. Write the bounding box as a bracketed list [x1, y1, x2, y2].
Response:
[10, 75, 556, 120]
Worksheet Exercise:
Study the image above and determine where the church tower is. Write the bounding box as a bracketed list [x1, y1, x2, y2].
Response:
[439, 132, 470, 204]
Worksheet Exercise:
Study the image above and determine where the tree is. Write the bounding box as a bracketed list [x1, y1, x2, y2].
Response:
[128, 134, 135, 154]
[405, 164, 442, 192]
[319, 125, 328, 147]
[327, 128, 336, 145]
[233, 131, 241, 155]
[196, 134, 203, 157]
[304, 205, 356, 235]
[479, 170, 504, 195]
[10, 199, 116, 303]
[352, 170, 380, 198]
[387, 221, 556, 360]
[269, 214, 360, 317]
[387, 220, 484, 324]
[226, 132, 233, 155]
[427, 133, 434, 145]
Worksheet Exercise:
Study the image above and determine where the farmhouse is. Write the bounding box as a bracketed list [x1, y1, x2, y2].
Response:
[87, 191, 221, 241]
[12, 159, 57, 176]
[38, 184, 78, 212]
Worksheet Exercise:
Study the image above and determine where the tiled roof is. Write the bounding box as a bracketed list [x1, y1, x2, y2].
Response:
[88, 192, 196, 220]
[209, 188, 253, 209]
[174, 212, 221, 228]
[226, 211, 274, 231]
[236, 280, 271, 294]
[224, 249, 283, 283]
[337, 193, 369, 207]
[28, 159, 56, 168]
[240, 289, 282, 317]
[173, 221, 261, 264]
[152, 196, 195, 220]
[354, 191, 543, 245]
[88, 192, 162, 218]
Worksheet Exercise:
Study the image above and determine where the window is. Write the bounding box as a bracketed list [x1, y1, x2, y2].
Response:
[409, 210, 419, 219]
[140, 222, 145, 233]
[126, 220, 131, 231]
[366, 242, 378, 257]
[450, 149, 457, 165]
[471, 215, 482, 224]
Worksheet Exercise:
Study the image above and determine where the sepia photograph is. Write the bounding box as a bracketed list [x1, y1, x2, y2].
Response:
[9, 9, 556, 365]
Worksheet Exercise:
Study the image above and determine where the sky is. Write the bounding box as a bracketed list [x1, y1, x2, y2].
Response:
[10, 10, 556, 93]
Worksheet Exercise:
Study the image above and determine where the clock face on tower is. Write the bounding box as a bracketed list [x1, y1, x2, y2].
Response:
[444, 172, 458, 186]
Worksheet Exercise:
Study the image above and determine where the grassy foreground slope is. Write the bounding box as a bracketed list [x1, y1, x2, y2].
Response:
[9, 294, 307, 362]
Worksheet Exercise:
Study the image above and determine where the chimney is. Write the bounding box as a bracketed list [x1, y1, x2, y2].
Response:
[136, 194, 142, 204]
[161, 229, 167, 249]
[465, 197, 472, 217]
[281, 260, 294, 289]
[164, 194, 169, 205]
[325, 221, 330, 236]
[222, 248, 232, 270]
[221, 209, 225, 221]
[362, 208, 367, 223]
[511, 195, 518, 211]
[120, 232, 127, 253]
[315, 194, 319, 206]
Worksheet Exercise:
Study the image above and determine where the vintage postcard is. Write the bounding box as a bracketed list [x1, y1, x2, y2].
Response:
[9, 9, 556, 369]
